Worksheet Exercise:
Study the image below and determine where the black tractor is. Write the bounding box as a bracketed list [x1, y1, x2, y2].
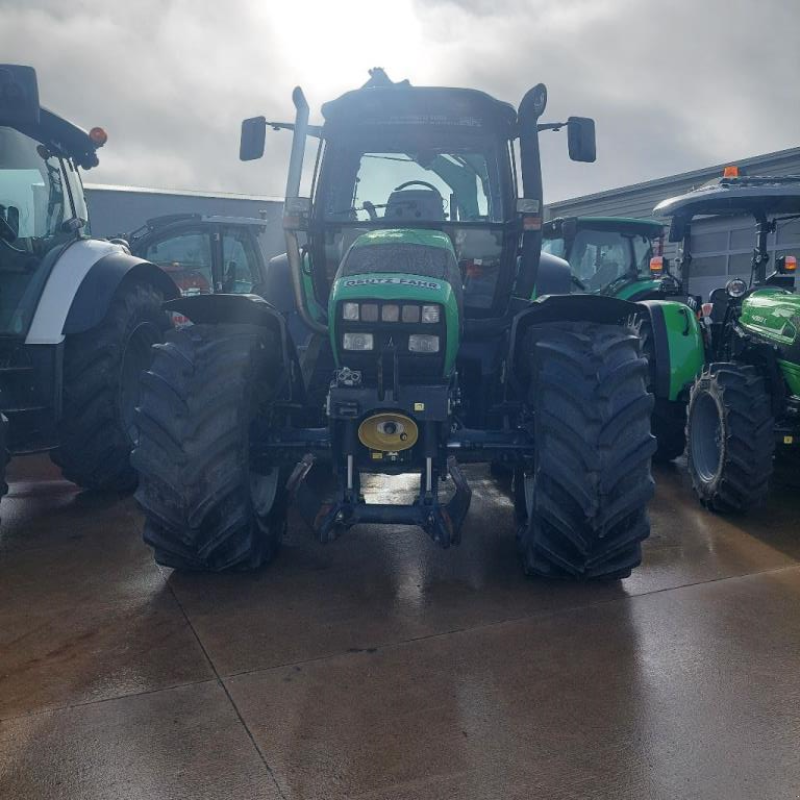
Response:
[133, 70, 661, 579]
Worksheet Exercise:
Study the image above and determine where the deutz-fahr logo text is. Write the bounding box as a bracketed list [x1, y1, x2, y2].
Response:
[344, 277, 440, 290]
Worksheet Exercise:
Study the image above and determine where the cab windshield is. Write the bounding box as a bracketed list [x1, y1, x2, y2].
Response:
[0, 127, 76, 335]
[315, 136, 510, 313]
[543, 227, 654, 294]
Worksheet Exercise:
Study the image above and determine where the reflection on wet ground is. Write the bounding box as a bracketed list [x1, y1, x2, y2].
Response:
[1, 455, 799, 799]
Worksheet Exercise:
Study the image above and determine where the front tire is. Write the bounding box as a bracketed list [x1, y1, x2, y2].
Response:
[132, 323, 287, 571]
[686, 363, 774, 512]
[518, 322, 656, 579]
[51, 281, 170, 491]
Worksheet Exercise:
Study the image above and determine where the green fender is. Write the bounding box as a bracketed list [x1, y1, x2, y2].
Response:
[638, 300, 705, 401]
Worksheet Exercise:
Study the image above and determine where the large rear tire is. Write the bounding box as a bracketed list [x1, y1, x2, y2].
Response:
[686, 363, 774, 512]
[518, 322, 656, 579]
[132, 323, 287, 571]
[51, 281, 170, 491]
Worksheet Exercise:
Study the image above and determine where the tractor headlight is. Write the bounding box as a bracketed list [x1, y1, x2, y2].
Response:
[361, 303, 379, 322]
[408, 334, 440, 353]
[726, 278, 748, 299]
[343, 332, 374, 351]
[342, 302, 360, 321]
[401, 305, 420, 323]
[381, 304, 400, 322]
[421, 304, 440, 323]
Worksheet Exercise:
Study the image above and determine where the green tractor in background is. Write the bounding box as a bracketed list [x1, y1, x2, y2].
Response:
[132, 70, 697, 579]
[655, 171, 800, 512]
[543, 215, 705, 461]
[542, 216, 672, 301]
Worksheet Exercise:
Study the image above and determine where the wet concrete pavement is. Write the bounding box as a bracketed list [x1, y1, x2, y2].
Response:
[1, 456, 799, 799]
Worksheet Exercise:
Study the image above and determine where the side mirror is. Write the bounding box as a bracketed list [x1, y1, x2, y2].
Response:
[240, 116, 267, 161]
[567, 117, 596, 163]
[0, 65, 40, 125]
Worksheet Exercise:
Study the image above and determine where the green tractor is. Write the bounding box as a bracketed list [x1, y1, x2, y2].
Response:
[542, 216, 674, 301]
[543, 215, 705, 461]
[132, 70, 695, 579]
[655, 171, 800, 512]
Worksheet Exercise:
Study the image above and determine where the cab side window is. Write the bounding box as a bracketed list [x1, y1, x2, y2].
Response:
[145, 231, 213, 296]
[222, 228, 259, 293]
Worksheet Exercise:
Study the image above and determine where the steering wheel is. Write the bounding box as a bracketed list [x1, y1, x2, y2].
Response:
[394, 180, 442, 194]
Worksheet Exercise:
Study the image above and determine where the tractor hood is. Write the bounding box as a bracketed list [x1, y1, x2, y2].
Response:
[328, 229, 462, 377]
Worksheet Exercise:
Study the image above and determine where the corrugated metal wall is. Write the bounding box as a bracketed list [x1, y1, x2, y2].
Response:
[545, 147, 800, 298]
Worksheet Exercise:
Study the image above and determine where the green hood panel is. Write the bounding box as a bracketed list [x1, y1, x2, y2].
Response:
[663, 302, 705, 400]
[739, 288, 800, 348]
[645, 300, 705, 401]
[738, 287, 800, 396]
[329, 229, 462, 376]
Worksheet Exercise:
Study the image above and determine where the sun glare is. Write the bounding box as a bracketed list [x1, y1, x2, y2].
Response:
[266, 1, 427, 108]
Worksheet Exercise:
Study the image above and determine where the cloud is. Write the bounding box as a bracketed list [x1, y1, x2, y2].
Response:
[2, 0, 798, 203]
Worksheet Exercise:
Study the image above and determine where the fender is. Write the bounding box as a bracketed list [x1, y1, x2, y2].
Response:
[25, 239, 121, 345]
[24, 240, 179, 345]
[165, 293, 305, 404]
[637, 299, 705, 401]
[63, 251, 179, 335]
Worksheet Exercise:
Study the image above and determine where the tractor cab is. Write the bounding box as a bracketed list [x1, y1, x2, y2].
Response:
[542, 216, 671, 301]
[311, 79, 517, 318]
[0, 94, 105, 337]
[241, 69, 596, 342]
[655, 170, 800, 351]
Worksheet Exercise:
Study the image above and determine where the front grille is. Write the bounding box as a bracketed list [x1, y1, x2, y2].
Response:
[337, 300, 447, 382]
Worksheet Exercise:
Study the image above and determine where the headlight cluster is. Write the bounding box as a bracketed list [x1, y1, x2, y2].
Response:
[342, 302, 440, 324]
[340, 301, 443, 353]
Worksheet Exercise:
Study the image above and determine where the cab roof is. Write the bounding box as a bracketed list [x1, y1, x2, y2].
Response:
[654, 175, 800, 220]
[8, 107, 100, 169]
[544, 216, 663, 236]
[321, 75, 517, 137]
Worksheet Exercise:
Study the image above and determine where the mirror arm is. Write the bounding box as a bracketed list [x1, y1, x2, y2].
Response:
[537, 121, 567, 132]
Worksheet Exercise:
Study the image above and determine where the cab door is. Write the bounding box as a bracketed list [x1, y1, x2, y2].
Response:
[220, 226, 263, 294]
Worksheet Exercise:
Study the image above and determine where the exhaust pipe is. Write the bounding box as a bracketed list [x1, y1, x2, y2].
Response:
[514, 83, 547, 301]
[284, 87, 328, 335]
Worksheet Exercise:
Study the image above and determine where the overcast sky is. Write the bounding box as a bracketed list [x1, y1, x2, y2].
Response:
[2, 0, 798, 203]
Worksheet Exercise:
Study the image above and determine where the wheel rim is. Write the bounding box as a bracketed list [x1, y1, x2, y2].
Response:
[691, 391, 724, 482]
[120, 321, 161, 446]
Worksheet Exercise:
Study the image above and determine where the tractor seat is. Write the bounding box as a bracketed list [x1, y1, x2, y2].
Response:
[385, 190, 445, 222]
